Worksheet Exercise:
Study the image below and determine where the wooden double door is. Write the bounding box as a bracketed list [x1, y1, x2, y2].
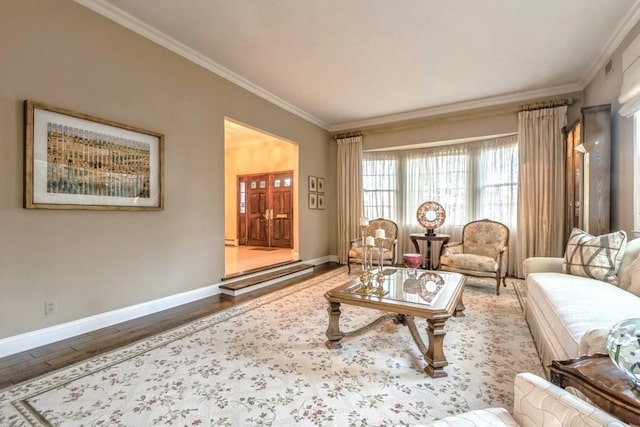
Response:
[238, 171, 293, 248]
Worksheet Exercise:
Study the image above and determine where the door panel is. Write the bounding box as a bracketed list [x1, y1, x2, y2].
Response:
[271, 173, 293, 248]
[247, 176, 269, 246]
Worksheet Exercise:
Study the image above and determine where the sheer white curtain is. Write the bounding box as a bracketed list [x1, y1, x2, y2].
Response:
[363, 135, 519, 274]
[337, 135, 363, 264]
[516, 106, 567, 277]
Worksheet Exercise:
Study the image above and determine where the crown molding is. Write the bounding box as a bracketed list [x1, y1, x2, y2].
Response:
[73, 0, 330, 130]
[578, 0, 640, 88]
[328, 83, 582, 132]
[74, 0, 637, 134]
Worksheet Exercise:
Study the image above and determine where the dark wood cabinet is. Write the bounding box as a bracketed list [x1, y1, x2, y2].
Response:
[564, 104, 611, 242]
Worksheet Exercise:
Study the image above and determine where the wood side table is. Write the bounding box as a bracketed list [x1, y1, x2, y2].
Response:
[409, 233, 450, 270]
[550, 353, 640, 425]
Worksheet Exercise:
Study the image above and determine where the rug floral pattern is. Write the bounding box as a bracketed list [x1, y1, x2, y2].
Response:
[0, 269, 543, 426]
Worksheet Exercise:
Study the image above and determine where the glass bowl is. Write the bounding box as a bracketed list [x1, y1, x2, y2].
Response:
[402, 253, 422, 276]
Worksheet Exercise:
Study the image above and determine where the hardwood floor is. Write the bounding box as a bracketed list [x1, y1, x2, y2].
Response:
[0, 262, 343, 389]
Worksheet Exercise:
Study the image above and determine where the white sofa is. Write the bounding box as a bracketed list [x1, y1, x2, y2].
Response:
[522, 237, 640, 370]
[421, 372, 627, 426]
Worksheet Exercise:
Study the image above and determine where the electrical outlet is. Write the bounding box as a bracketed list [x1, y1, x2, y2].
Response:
[45, 301, 57, 315]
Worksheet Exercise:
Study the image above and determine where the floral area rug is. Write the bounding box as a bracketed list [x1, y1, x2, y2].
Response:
[0, 269, 543, 426]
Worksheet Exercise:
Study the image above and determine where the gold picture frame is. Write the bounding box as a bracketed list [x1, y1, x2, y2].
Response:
[24, 100, 164, 210]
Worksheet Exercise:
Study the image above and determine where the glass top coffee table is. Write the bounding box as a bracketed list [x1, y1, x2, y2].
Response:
[324, 268, 465, 378]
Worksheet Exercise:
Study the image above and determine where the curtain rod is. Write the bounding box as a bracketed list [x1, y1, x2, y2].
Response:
[332, 131, 362, 140]
[519, 98, 573, 112]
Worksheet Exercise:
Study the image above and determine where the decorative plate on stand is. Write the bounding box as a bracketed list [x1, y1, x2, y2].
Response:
[416, 201, 446, 235]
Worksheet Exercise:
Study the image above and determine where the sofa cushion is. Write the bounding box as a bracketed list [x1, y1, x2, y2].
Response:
[562, 229, 627, 285]
[618, 238, 640, 282]
[620, 253, 640, 297]
[527, 272, 640, 359]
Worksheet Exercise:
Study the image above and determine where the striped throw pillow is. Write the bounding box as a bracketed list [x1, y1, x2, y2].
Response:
[562, 228, 627, 285]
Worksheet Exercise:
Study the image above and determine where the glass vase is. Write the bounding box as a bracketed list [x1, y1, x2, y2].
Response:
[606, 318, 640, 386]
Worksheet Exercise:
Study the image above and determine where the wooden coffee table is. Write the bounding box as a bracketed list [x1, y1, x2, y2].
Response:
[324, 268, 465, 377]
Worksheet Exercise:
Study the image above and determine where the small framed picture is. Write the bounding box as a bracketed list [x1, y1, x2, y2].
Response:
[317, 177, 325, 193]
[308, 193, 317, 209]
[317, 194, 325, 210]
[308, 175, 317, 192]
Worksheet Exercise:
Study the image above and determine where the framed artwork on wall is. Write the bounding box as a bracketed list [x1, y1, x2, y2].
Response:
[308, 175, 317, 192]
[24, 100, 164, 210]
[309, 192, 318, 209]
[317, 177, 325, 193]
[317, 194, 325, 210]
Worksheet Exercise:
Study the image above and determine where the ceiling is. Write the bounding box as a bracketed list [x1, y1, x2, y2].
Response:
[80, 0, 640, 131]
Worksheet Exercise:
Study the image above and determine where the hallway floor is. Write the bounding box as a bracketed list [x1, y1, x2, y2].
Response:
[225, 245, 297, 276]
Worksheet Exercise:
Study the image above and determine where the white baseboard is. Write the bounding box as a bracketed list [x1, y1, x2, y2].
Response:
[224, 239, 238, 246]
[0, 282, 223, 358]
[0, 254, 340, 358]
[306, 254, 338, 265]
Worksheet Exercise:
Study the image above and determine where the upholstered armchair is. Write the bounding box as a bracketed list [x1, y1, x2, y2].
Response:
[419, 372, 628, 426]
[439, 219, 509, 295]
[348, 218, 398, 274]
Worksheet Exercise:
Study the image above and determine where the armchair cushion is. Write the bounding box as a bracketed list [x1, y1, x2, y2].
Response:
[440, 253, 498, 272]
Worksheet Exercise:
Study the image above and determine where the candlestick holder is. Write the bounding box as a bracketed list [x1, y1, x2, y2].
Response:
[356, 238, 388, 297]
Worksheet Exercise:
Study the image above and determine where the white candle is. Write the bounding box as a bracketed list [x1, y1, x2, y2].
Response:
[360, 216, 369, 226]
[365, 236, 375, 246]
[375, 228, 385, 239]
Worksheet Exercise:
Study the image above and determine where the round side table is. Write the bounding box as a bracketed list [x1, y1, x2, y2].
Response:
[409, 233, 450, 270]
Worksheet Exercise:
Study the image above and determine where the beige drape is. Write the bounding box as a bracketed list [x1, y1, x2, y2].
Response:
[515, 106, 567, 277]
[336, 136, 363, 264]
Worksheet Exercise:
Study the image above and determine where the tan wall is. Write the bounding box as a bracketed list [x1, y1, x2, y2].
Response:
[224, 139, 297, 244]
[0, 0, 332, 339]
[584, 20, 640, 232]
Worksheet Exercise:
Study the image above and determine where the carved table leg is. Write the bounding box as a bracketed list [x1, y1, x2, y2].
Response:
[402, 315, 448, 378]
[424, 317, 448, 377]
[325, 302, 344, 349]
[454, 296, 465, 317]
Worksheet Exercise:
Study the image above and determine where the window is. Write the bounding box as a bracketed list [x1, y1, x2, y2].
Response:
[362, 153, 398, 220]
[362, 135, 518, 229]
